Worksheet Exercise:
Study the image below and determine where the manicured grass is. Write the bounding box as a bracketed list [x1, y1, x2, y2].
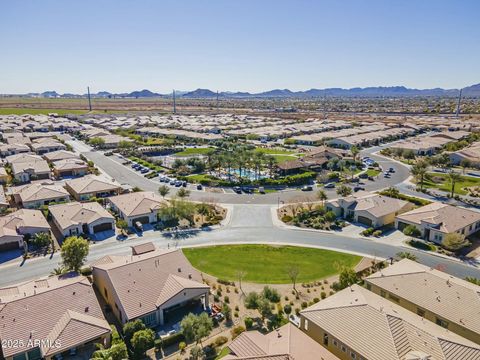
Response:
[407, 239, 436, 251]
[183, 245, 361, 284]
[271, 154, 298, 164]
[255, 147, 298, 155]
[174, 147, 215, 156]
[365, 169, 381, 177]
[186, 174, 217, 183]
[424, 172, 480, 195]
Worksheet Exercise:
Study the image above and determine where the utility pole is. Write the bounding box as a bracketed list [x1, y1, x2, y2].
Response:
[87, 86, 92, 112]
[455, 88, 462, 119]
[173, 89, 176, 114]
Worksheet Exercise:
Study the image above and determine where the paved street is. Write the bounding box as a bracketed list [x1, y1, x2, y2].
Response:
[1, 139, 478, 288]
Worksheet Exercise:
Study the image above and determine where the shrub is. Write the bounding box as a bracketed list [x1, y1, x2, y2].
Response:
[362, 227, 375, 236]
[403, 224, 421, 237]
[244, 317, 254, 329]
[372, 230, 382, 237]
[224, 296, 230, 304]
[160, 332, 185, 348]
[262, 286, 281, 303]
[283, 304, 292, 314]
[301, 301, 308, 309]
[321, 292, 327, 299]
[281, 215, 293, 223]
[178, 341, 186, 353]
[244, 292, 260, 309]
[214, 336, 228, 348]
[217, 278, 235, 286]
[231, 326, 246, 339]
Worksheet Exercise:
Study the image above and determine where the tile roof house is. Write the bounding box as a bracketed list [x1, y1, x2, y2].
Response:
[0, 167, 8, 184]
[0, 274, 111, 360]
[108, 191, 167, 227]
[30, 138, 66, 155]
[300, 284, 480, 360]
[224, 323, 339, 360]
[92, 248, 209, 327]
[395, 202, 480, 244]
[0, 143, 31, 157]
[449, 142, 480, 168]
[366, 259, 480, 345]
[6, 153, 51, 183]
[65, 175, 122, 201]
[0, 209, 50, 251]
[52, 159, 88, 178]
[10, 181, 70, 208]
[327, 192, 414, 228]
[43, 150, 80, 162]
[49, 201, 115, 238]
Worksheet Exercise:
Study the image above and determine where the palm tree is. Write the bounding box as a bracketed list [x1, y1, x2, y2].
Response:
[265, 155, 277, 178]
[350, 146, 360, 162]
[411, 160, 429, 191]
[447, 171, 462, 197]
[317, 190, 328, 206]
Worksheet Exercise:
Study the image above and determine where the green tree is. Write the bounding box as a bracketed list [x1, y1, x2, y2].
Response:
[222, 303, 232, 322]
[411, 160, 429, 191]
[316, 190, 328, 206]
[350, 146, 359, 162]
[89, 137, 105, 148]
[60, 236, 89, 272]
[131, 329, 155, 358]
[244, 292, 260, 309]
[180, 312, 213, 347]
[403, 224, 421, 237]
[116, 219, 128, 230]
[123, 319, 146, 345]
[189, 346, 203, 360]
[336, 184, 352, 197]
[177, 187, 191, 199]
[158, 184, 170, 198]
[30, 232, 52, 249]
[447, 170, 462, 197]
[338, 267, 358, 289]
[442, 233, 469, 251]
[257, 297, 272, 321]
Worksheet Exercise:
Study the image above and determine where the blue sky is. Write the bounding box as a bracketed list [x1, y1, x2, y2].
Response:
[1, 0, 479, 94]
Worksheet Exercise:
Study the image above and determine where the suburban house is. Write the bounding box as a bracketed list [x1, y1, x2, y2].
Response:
[0, 274, 111, 360]
[6, 153, 51, 183]
[0, 186, 9, 209]
[431, 130, 470, 141]
[449, 142, 480, 168]
[52, 159, 89, 178]
[49, 201, 115, 238]
[389, 136, 451, 156]
[300, 284, 480, 360]
[108, 191, 167, 227]
[10, 181, 70, 208]
[225, 323, 339, 360]
[365, 259, 480, 344]
[326, 192, 414, 228]
[395, 202, 480, 244]
[0, 209, 50, 251]
[43, 149, 80, 162]
[0, 143, 31, 157]
[65, 175, 122, 201]
[0, 166, 9, 183]
[30, 138, 67, 155]
[92, 247, 210, 327]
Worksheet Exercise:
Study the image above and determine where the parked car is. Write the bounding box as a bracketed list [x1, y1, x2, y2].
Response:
[174, 181, 182, 187]
[383, 172, 391, 178]
[233, 186, 242, 194]
[301, 185, 313, 191]
[140, 168, 149, 174]
[170, 180, 176, 185]
[389, 167, 395, 173]
[359, 173, 368, 179]
[353, 186, 365, 192]
[197, 184, 203, 190]
[324, 183, 335, 188]
[258, 186, 265, 194]
[134, 221, 143, 232]
[182, 181, 187, 187]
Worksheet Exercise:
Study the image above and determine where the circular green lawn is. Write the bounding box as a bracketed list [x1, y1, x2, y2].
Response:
[183, 245, 361, 284]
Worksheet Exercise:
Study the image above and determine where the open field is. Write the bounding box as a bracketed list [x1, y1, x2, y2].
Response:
[183, 244, 361, 284]
[0, 107, 90, 115]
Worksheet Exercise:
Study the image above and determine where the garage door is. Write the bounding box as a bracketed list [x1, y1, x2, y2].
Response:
[92, 222, 113, 233]
[357, 216, 373, 227]
[132, 216, 150, 224]
[61, 171, 73, 177]
[0, 241, 21, 251]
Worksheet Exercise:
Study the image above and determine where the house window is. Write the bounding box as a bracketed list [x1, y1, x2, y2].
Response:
[13, 353, 27, 360]
[341, 345, 347, 352]
[366, 283, 371, 290]
[417, 308, 425, 317]
[380, 290, 386, 298]
[333, 339, 338, 347]
[323, 333, 329, 346]
[436, 317, 449, 329]
[142, 312, 156, 326]
[351, 352, 356, 359]
[27, 347, 42, 360]
[304, 319, 309, 331]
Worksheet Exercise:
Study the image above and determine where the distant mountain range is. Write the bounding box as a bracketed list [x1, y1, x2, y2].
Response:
[10, 83, 480, 98]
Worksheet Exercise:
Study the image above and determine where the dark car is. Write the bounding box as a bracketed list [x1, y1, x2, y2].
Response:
[140, 168, 149, 174]
[353, 186, 365, 192]
[359, 173, 368, 179]
[197, 184, 203, 190]
[182, 181, 187, 187]
[233, 186, 242, 194]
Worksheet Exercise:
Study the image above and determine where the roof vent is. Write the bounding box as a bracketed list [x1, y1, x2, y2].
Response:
[72, 291, 76, 295]
[85, 306, 89, 313]
[178, 267, 182, 272]
[188, 274, 192, 279]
